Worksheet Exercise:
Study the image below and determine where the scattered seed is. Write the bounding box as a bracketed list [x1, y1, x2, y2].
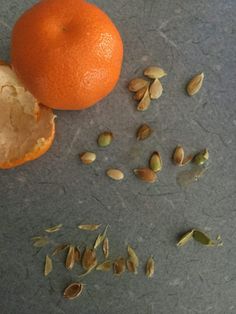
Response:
[82, 248, 97, 271]
[193, 230, 216, 246]
[187, 72, 204, 96]
[103, 237, 109, 259]
[136, 123, 152, 140]
[80, 152, 96, 165]
[134, 168, 157, 183]
[66, 246, 75, 270]
[128, 78, 149, 92]
[96, 261, 112, 271]
[63, 283, 83, 300]
[144, 66, 167, 79]
[113, 257, 126, 276]
[45, 224, 63, 233]
[137, 88, 151, 111]
[74, 247, 81, 263]
[149, 151, 162, 172]
[78, 224, 101, 231]
[146, 256, 155, 278]
[106, 169, 124, 181]
[127, 245, 139, 274]
[94, 225, 109, 249]
[52, 244, 69, 256]
[44, 255, 53, 277]
[134, 85, 149, 101]
[97, 131, 113, 147]
[32, 237, 49, 247]
[172, 146, 185, 165]
[177, 230, 194, 247]
[193, 149, 209, 165]
[149, 79, 163, 100]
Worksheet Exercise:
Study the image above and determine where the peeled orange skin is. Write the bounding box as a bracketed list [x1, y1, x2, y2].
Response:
[11, 0, 124, 110]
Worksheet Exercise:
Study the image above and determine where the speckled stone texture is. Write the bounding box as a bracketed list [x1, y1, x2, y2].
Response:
[0, 1, 236, 313]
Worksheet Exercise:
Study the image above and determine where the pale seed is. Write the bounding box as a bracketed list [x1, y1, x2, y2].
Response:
[149, 79, 163, 100]
[194, 149, 209, 165]
[32, 237, 49, 248]
[80, 152, 96, 165]
[137, 88, 151, 111]
[106, 169, 124, 181]
[96, 261, 112, 271]
[103, 237, 109, 259]
[45, 224, 63, 233]
[98, 131, 113, 147]
[82, 248, 97, 270]
[177, 230, 194, 247]
[63, 283, 83, 300]
[144, 66, 167, 79]
[78, 224, 101, 231]
[94, 225, 109, 249]
[172, 146, 185, 165]
[134, 85, 149, 101]
[44, 255, 53, 277]
[136, 123, 152, 140]
[187, 72, 204, 96]
[52, 244, 69, 256]
[128, 78, 149, 92]
[149, 151, 162, 172]
[134, 168, 157, 183]
[66, 246, 75, 270]
[127, 245, 139, 274]
[113, 257, 126, 276]
[193, 230, 216, 246]
[146, 256, 155, 278]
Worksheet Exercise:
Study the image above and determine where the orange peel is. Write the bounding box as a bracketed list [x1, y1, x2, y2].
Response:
[0, 62, 55, 169]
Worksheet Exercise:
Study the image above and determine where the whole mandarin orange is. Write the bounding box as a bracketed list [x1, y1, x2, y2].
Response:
[11, 0, 123, 110]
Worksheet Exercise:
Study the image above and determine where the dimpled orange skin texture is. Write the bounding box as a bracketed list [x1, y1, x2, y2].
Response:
[11, 0, 123, 110]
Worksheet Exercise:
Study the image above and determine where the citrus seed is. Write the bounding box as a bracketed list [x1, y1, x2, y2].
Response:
[113, 257, 126, 276]
[97, 132, 113, 147]
[134, 85, 149, 101]
[136, 124, 152, 140]
[144, 66, 167, 79]
[133, 168, 157, 183]
[128, 78, 149, 92]
[149, 79, 163, 100]
[80, 152, 96, 165]
[106, 169, 124, 181]
[63, 283, 83, 300]
[172, 146, 185, 165]
[194, 149, 209, 165]
[187, 72, 204, 96]
[137, 88, 151, 111]
[146, 256, 155, 278]
[149, 151, 162, 172]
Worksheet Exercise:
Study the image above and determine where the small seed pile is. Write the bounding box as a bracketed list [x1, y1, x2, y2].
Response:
[32, 224, 155, 301]
[79, 67, 207, 184]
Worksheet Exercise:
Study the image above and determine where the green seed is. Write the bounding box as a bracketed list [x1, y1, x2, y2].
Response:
[177, 230, 194, 247]
[98, 132, 113, 147]
[149, 151, 162, 172]
[194, 149, 209, 165]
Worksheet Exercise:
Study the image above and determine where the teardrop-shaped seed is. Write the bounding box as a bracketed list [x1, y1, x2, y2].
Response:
[193, 230, 215, 246]
[97, 132, 113, 147]
[82, 248, 97, 270]
[136, 124, 152, 140]
[80, 152, 96, 165]
[137, 89, 151, 111]
[96, 261, 112, 271]
[127, 245, 139, 274]
[149, 79, 163, 100]
[128, 78, 149, 92]
[134, 85, 149, 101]
[187, 73, 204, 96]
[177, 230, 194, 247]
[106, 169, 124, 181]
[144, 67, 167, 79]
[44, 255, 53, 276]
[66, 246, 75, 270]
[146, 256, 155, 278]
[113, 257, 126, 276]
[172, 146, 185, 165]
[134, 168, 157, 183]
[193, 149, 209, 165]
[149, 151, 162, 172]
[63, 283, 83, 300]
[103, 237, 109, 258]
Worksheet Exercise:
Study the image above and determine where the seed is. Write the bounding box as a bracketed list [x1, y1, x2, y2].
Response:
[74, 247, 81, 263]
[96, 261, 112, 271]
[144, 66, 167, 79]
[78, 224, 101, 231]
[82, 248, 97, 270]
[127, 260, 136, 273]
[66, 246, 75, 270]
[136, 123, 152, 140]
[177, 230, 194, 247]
[103, 237, 109, 258]
[149, 79, 163, 100]
[149, 151, 162, 172]
[63, 283, 83, 300]
[44, 255, 53, 277]
[134, 168, 157, 183]
[128, 78, 149, 92]
[52, 244, 69, 256]
[146, 256, 155, 278]
[187, 72, 204, 96]
[194, 149, 209, 165]
[172, 146, 185, 165]
[134, 85, 149, 101]
[113, 257, 126, 276]
[32, 237, 49, 247]
[106, 169, 124, 181]
[127, 245, 139, 274]
[137, 88, 151, 111]
[94, 225, 109, 249]
[80, 152, 96, 165]
[97, 132, 113, 147]
[45, 224, 63, 233]
[193, 230, 216, 246]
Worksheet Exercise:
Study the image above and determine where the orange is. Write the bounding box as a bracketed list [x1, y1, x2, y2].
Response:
[0, 63, 55, 169]
[11, 0, 124, 110]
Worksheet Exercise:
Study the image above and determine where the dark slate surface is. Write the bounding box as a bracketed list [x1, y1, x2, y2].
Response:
[0, 0, 236, 313]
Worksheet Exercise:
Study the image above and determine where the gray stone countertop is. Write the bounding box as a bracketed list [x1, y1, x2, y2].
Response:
[0, 0, 236, 313]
